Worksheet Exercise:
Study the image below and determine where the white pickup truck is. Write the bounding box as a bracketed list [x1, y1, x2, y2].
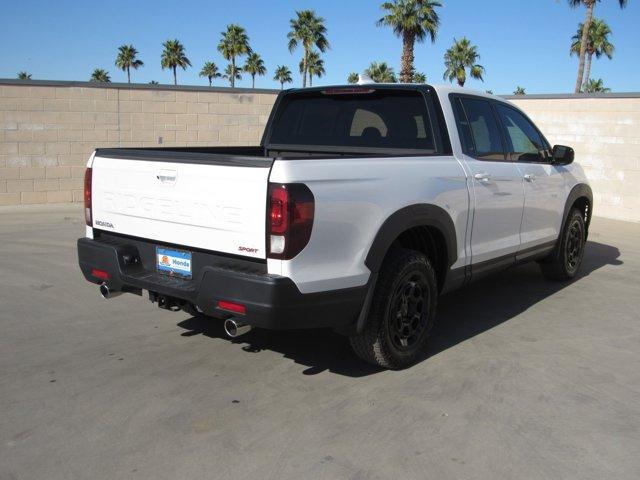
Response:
[78, 84, 592, 368]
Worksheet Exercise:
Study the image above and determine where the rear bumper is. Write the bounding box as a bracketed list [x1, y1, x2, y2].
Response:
[77, 236, 367, 332]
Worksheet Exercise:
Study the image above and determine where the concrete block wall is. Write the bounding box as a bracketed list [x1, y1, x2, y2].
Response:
[1, 81, 638, 222]
[0, 80, 278, 206]
[509, 94, 640, 222]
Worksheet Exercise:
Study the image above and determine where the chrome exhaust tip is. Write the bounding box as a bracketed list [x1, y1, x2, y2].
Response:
[224, 318, 252, 338]
[100, 283, 122, 299]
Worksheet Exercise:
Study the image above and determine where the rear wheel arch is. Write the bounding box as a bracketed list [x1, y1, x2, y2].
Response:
[365, 204, 458, 278]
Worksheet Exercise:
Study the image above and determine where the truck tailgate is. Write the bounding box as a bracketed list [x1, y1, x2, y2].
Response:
[90, 152, 271, 259]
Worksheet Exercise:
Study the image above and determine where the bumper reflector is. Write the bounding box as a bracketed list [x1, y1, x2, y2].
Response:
[217, 300, 246, 315]
[91, 268, 110, 280]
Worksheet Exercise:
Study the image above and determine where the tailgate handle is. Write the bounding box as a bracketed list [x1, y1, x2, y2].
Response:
[156, 169, 177, 185]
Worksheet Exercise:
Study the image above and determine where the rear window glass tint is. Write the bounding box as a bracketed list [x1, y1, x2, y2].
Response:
[268, 90, 437, 151]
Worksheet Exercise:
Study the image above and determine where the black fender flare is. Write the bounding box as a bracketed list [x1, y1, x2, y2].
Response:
[355, 204, 458, 334]
[364, 203, 458, 273]
[562, 183, 593, 238]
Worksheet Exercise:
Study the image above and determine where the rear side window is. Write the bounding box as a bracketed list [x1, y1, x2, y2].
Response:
[458, 98, 505, 161]
[495, 104, 548, 162]
[267, 90, 439, 152]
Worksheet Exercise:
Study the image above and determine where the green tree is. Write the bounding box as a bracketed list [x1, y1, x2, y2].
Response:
[347, 72, 359, 84]
[413, 72, 427, 83]
[300, 51, 325, 86]
[160, 39, 191, 85]
[223, 64, 242, 87]
[17, 71, 31, 80]
[568, 0, 627, 93]
[90, 68, 111, 83]
[570, 18, 614, 91]
[377, 0, 441, 83]
[364, 62, 397, 83]
[149, 80, 159, 85]
[583, 78, 611, 92]
[514, 86, 526, 95]
[244, 52, 266, 88]
[115, 44, 143, 83]
[273, 65, 293, 89]
[218, 24, 251, 88]
[199, 61, 221, 86]
[288, 10, 329, 87]
[443, 37, 484, 87]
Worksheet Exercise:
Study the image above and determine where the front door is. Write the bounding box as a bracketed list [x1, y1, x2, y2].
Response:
[494, 103, 566, 253]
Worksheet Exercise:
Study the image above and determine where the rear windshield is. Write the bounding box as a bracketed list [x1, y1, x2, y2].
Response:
[267, 90, 438, 152]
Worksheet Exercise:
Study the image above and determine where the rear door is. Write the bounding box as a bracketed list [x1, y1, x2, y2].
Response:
[494, 103, 566, 252]
[452, 96, 525, 271]
[90, 152, 271, 259]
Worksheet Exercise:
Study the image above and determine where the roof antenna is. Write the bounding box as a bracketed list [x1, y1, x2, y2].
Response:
[357, 73, 374, 85]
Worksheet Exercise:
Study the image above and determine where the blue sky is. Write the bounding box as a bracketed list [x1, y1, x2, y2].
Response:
[1, 0, 638, 93]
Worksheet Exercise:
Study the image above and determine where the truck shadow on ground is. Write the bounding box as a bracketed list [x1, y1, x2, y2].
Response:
[177, 241, 621, 377]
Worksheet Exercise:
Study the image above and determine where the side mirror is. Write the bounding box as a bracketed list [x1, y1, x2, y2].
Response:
[552, 145, 574, 166]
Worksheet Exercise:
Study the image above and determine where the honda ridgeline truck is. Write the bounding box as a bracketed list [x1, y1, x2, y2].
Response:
[77, 84, 592, 369]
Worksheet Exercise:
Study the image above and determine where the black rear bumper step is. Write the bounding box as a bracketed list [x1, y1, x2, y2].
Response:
[77, 237, 367, 332]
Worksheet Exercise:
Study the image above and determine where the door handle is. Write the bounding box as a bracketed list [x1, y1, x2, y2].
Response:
[474, 172, 492, 183]
[524, 173, 535, 182]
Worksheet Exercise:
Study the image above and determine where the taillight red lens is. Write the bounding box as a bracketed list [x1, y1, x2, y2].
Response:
[270, 185, 288, 235]
[84, 167, 92, 226]
[267, 183, 314, 260]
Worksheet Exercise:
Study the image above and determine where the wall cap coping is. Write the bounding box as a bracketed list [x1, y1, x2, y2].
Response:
[0, 78, 281, 95]
[2, 79, 638, 99]
[502, 92, 640, 99]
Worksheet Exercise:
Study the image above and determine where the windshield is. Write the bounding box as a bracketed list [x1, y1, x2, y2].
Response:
[267, 90, 438, 152]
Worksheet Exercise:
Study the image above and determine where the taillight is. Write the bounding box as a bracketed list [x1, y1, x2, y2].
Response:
[84, 167, 92, 226]
[268, 183, 314, 260]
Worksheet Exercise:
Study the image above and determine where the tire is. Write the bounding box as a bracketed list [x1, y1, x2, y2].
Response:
[350, 248, 438, 369]
[540, 208, 586, 281]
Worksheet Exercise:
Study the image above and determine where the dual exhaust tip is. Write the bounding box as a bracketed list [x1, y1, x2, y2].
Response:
[100, 283, 122, 299]
[223, 318, 252, 338]
[99, 283, 252, 338]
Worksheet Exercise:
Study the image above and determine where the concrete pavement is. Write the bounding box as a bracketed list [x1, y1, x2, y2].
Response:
[1, 205, 639, 480]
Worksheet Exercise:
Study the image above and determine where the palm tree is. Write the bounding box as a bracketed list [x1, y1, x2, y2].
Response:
[443, 37, 485, 87]
[288, 10, 329, 87]
[377, 0, 442, 83]
[90, 69, 111, 83]
[273, 65, 293, 89]
[300, 51, 325, 86]
[584, 78, 611, 92]
[115, 44, 143, 83]
[199, 61, 221, 86]
[223, 64, 242, 87]
[570, 18, 614, 91]
[244, 52, 266, 88]
[485, 90, 494, 95]
[218, 24, 251, 88]
[17, 71, 31, 80]
[413, 72, 427, 83]
[160, 39, 191, 85]
[347, 72, 359, 84]
[514, 86, 526, 95]
[365, 62, 397, 83]
[149, 80, 159, 85]
[568, 0, 627, 93]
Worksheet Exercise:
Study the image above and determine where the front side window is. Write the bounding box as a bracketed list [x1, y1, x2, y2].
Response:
[459, 98, 505, 161]
[495, 104, 548, 162]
